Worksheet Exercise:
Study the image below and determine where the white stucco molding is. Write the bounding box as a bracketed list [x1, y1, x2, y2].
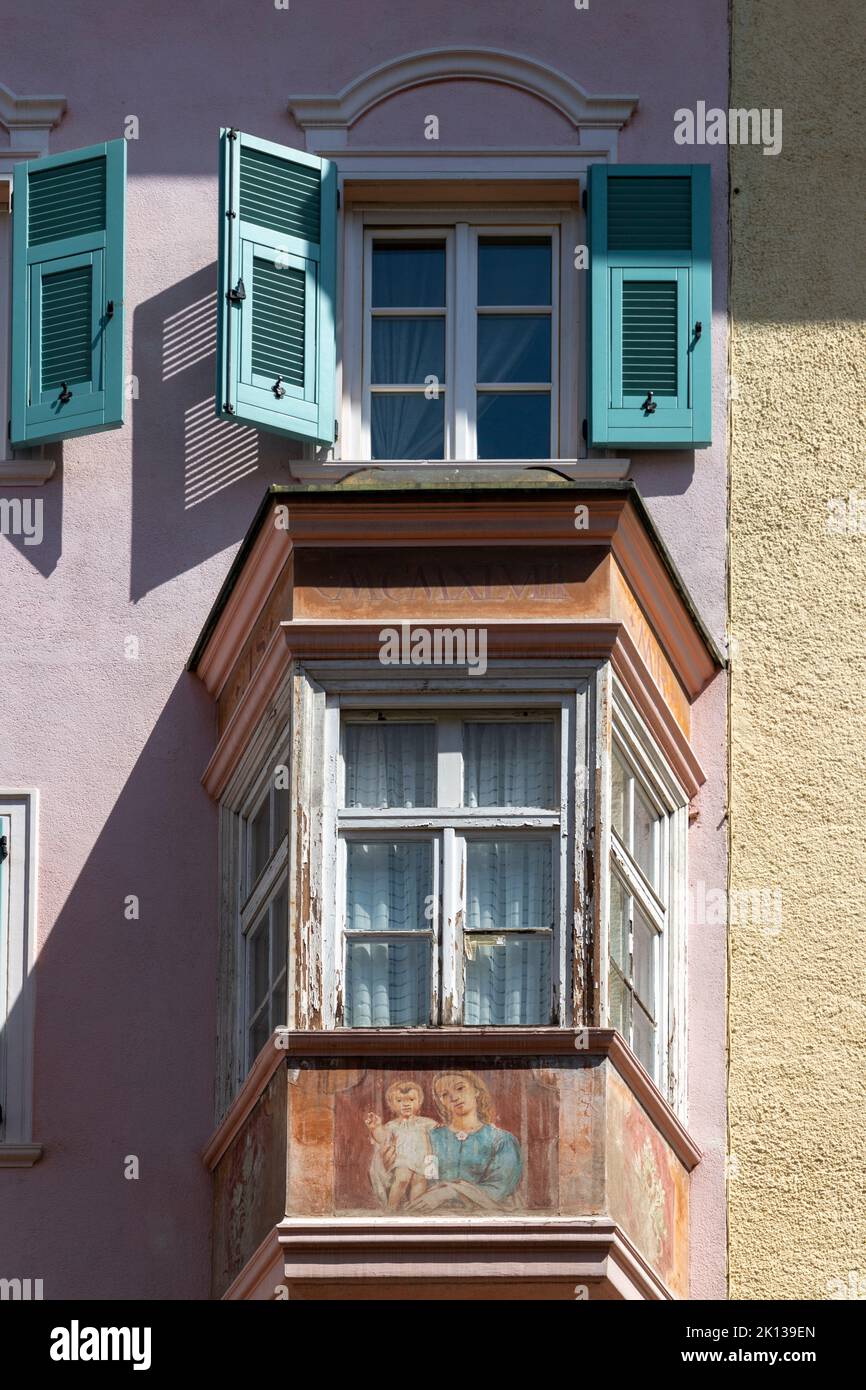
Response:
[0, 81, 66, 155]
[288, 46, 638, 149]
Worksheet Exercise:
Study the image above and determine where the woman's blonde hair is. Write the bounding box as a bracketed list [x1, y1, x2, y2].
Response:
[432, 1070, 495, 1124]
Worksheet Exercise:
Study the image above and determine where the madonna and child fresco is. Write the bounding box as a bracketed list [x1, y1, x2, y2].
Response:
[364, 1070, 523, 1211]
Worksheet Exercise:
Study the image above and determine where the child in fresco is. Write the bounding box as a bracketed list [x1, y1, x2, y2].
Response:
[365, 1080, 438, 1209]
[369, 1070, 523, 1212]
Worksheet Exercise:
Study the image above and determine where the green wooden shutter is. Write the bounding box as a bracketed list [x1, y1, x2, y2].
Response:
[10, 141, 126, 447]
[216, 129, 336, 445]
[588, 164, 711, 449]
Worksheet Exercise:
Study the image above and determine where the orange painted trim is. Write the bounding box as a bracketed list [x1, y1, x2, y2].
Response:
[201, 628, 292, 800]
[197, 521, 291, 699]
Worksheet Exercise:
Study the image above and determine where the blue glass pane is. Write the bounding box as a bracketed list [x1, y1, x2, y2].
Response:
[346, 840, 432, 932]
[372, 243, 446, 307]
[477, 315, 551, 383]
[372, 393, 444, 459]
[478, 238, 551, 306]
[464, 934, 551, 1026]
[372, 317, 445, 384]
[346, 938, 431, 1026]
[476, 392, 550, 459]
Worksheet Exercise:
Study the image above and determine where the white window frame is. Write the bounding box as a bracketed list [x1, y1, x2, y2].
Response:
[0, 791, 38, 1152]
[344, 205, 579, 463]
[601, 678, 688, 1109]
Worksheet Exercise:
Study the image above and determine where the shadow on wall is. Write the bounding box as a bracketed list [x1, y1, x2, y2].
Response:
[130, 263, 300, 603]
[0, 674, 218, 1299]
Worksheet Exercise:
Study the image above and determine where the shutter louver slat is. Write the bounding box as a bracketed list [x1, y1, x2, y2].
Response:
[239, 145, 320, 242]
[28, 158, 106, 246]
[251, 260, 306, 387]
[622, 281, 678, 396]
[40, 265, 93, 390]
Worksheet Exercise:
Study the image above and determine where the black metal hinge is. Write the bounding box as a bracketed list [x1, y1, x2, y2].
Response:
[582, 188, 588, 213]
[334, 419, 339, 441]
[0, 834, 8, 862]
[581, 418, 588, 443]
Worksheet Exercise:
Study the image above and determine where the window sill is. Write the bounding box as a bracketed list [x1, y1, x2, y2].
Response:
[0, 1143, 44, 1167]
[0, 453, 55, 485]
[290, 457, 631, 483]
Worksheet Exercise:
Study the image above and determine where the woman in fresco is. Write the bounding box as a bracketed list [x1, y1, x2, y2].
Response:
[369, 1070, 523, 1211]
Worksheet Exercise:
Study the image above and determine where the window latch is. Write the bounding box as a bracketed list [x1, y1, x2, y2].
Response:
[641, 391, 657, 415]
[272, 376, 286, 399]
[226, 278, 246, 304]
[694, 320, 702, 340]
[59, 383, 73, 405]
[105, 300, 115, 321]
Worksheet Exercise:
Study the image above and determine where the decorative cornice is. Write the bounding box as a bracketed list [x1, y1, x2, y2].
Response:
[221, 1228, 283, 1301]
[288, 47, 637, 134]
[196, 521, 291, 699]
[0, 82, 66, 152]
[201, 627, 292, 801]
[275, 1215, 672, 1299]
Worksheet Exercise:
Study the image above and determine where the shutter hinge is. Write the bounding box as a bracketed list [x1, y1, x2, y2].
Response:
[227, 128, 238, 141]
[226, 278, 246, 303]
[336, 188, 341, 210]
[0, 834, 8, 862]
[223, 402, 235, 414]
[581, 418, 588, 443]
[7, 420, 10, 441]
[582, 188, 588, 213]
[334, 419, 339, 441]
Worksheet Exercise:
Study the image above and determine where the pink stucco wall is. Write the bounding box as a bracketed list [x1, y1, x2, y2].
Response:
[1, 0, 728, 1298]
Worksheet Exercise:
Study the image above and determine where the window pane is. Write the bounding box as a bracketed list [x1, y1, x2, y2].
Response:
[633, 999, 656, 1075]
[609, 874, 629, 973]
[463, 721, 555, 808]
[634, 785, 659, 887]
[633, 903, 656, 1017]
[274, 780, 289, 845]
[466, 840, 553, 932]
[464, 933, 551, 1025]
[345, 937, 430, 1026]
[477, 315, 551, 383]
[478, 238, 551, 306]
[371, 393, 444, 459]
[476, 392, 550, 459]
[346, 841, 432, 932]
[248, 918, 269, 1015]
[372, 317, 445, 385]
[250, 797, 271, 885]
[271, 886, 288, 981]
[272, 976, 287, 1029]
[611, 750, 627, 843]
[249, 1011, 270, 1062]
[344, 723, 435, 808]
[372, 242, 445, 308]
[609, 966, 631, 1038]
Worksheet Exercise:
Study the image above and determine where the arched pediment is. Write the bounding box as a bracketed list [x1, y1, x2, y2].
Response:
[289, 46, 637, 143]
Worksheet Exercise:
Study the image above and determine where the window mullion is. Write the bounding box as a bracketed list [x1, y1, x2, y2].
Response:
[440, 826, 461, 1023]
[453, 222, 473, 458]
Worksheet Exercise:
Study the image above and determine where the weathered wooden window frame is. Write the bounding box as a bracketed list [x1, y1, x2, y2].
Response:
[336, 705, 568, 1026]
[289, 661, 595, 1033]
[599, 676, 689, 1110]
[347, 207, 576, 461]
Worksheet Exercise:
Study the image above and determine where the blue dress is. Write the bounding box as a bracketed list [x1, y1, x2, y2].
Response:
[429, 1123, 522, 1203]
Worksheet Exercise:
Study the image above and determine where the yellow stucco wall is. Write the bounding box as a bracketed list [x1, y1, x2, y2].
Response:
[729, 0, 866, 1298]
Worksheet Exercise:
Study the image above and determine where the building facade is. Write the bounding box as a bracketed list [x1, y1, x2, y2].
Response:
[2, 0, 734, 1300]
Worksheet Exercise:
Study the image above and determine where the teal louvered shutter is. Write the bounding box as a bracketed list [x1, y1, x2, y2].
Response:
[216, 130, 336, 444]
[10, 141, 125, 447]
[588, 165, 711, 449]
